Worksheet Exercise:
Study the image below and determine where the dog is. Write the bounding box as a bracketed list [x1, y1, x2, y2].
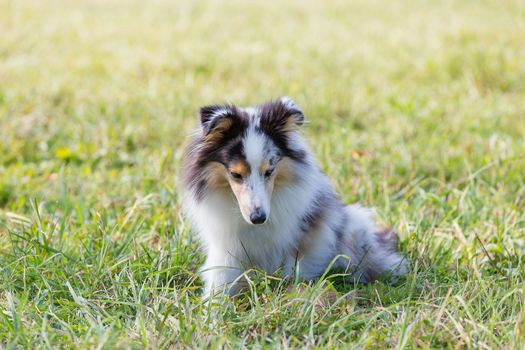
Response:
[182, 97, 409, 299]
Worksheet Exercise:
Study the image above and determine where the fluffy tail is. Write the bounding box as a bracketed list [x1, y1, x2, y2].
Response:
[340, 205, 410, 283]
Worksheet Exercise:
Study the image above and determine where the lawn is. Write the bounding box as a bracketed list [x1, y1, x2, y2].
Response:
[1, 0, 524, 348]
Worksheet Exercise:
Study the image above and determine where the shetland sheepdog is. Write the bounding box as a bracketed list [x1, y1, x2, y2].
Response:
[182, 97, 409, 299]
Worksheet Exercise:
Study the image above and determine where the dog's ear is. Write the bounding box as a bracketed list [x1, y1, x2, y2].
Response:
[278, 96, 304, 126]
[260, 97, 305, 134]
[199, 104, 238, 137]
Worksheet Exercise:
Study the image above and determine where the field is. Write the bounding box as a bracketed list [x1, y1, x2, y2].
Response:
[1, 0, 525, 348]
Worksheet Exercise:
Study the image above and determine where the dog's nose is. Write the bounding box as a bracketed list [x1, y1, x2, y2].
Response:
[250, 209, 267, 224]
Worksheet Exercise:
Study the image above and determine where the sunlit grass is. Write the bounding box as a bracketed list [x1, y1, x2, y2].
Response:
[1, 0, 524, 348]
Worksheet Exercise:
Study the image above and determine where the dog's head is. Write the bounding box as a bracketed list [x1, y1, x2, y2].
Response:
[186, 97, 307, 225]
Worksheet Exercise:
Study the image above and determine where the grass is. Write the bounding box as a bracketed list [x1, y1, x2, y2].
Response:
[1, 0, 525, 348]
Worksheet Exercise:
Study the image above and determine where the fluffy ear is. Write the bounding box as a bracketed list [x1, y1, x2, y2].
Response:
[278, 96, 304, 125]
[259, 97, 305, 134]
[199, 104, 236, 136]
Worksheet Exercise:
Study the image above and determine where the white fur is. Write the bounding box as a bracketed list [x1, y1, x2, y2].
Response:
[244, 126, 266, 168]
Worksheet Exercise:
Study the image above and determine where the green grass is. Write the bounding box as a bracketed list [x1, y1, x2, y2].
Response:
[1, 0, 525, 348]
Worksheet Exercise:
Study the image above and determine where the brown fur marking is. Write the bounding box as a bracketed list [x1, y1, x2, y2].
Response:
[230, 161, 250, 177]
[204, 118, 233, 143]
[274, 158, 295, 186]
[297, 225, 324, 256]
[376, 227, 398, 251]
[259, 159, 271, 174]
[204, 163, 230, 191]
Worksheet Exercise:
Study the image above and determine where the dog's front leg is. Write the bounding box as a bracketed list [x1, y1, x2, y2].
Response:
[201, 249, 245, 301]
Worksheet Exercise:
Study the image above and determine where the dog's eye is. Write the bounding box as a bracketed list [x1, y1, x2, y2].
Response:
[264, 169, 274, 178]
[230, 171, 243, 180]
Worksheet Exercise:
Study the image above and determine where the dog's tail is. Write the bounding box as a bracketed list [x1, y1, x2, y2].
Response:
[340, 205, 410, 283]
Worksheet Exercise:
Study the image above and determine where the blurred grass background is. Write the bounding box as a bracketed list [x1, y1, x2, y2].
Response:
[1, 0, 525, 348]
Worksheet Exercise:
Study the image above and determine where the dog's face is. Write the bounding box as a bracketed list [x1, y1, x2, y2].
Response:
[188, 97, 306, 225]
[223, 134, 280, 225]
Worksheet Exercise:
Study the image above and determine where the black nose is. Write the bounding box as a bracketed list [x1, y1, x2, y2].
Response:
[250, 209, 267, 224]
